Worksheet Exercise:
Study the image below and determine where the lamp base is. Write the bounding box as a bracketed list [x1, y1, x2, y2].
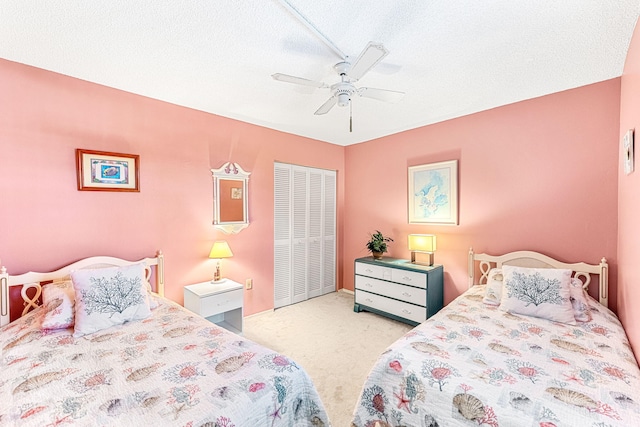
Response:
[411, 251, 434, 266]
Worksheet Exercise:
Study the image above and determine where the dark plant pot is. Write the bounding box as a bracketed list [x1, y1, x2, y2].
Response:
[372, 251, 384, 260]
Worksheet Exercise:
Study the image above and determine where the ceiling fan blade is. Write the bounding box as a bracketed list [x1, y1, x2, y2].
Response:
[272, 73, 328, 88]
[357, 87, 405, 103]
[314, 96, 337, 115]
[347, 42, 389, 82]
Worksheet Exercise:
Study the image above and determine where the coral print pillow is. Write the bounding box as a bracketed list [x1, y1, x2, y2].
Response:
[500, 266, 575, 324]
[41, 280, 75, 330]
[71, 263, 151, 337]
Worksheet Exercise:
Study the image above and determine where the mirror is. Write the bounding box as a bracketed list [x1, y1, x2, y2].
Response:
[212, 162, 250, 234]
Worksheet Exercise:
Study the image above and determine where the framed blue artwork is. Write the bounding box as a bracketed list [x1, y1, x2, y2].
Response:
[408, 160, 458, 225]
[76, 149, 140, 192]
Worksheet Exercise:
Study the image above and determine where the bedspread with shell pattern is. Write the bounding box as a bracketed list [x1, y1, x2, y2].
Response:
[0, 297, 329, 426]
[351, 285, 640, 427]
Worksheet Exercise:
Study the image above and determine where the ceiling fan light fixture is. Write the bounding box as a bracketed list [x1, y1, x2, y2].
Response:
[337, 93, 350, 107]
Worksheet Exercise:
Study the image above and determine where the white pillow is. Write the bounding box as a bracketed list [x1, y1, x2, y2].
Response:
[71, 263, 151, 337]
[500, 266, 575, 325]
[41, 280, 75, 330]
[569, 277, 592, 322]
[483, 268, 503, 306]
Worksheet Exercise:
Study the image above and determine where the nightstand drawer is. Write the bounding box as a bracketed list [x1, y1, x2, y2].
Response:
[355, 275, 426, 305]
[391, 269, 427, 288]
[355, 262, 392, 281]
[356, 290, 426, 324]
[199, 289, 243, 318]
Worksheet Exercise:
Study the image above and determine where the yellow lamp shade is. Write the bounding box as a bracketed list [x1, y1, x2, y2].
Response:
[209, 241, 233, 259]
[408, 234, 436, 252]
[408, 234, 436, 266]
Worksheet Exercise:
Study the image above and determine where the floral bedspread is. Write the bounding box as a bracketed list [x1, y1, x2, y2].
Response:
[0, 297, 329, 426]
[351, 285, 640, 427]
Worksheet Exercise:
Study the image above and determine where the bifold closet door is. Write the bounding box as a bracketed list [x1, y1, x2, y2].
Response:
[322, 171, 336, 295]
[274, 163, 336, 309]
[273, 164, 292, 309]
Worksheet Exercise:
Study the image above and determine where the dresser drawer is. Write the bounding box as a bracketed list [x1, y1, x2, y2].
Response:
[355, 262, 392, 281]
[391, 269, 427, 289]
[355, 275, 426, 306]
[356, 290, 426, 324]
[199, 289, 243, 318]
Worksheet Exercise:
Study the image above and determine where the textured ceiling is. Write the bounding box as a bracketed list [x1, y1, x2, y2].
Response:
[1, 1, 639, 146]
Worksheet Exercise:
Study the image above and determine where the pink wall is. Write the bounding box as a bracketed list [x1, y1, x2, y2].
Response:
[0, 53, 629, 334]
[618, 20, 640, 358]
[344, 80, 621, 309]
[0, 58, 345, 316]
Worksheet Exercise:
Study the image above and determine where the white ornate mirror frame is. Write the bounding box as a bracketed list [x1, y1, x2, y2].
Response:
[212, 162, 250, 234]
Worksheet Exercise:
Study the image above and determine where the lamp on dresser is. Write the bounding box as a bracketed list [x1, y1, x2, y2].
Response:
[408, 234, 436, 266]
[209, 241, 233, 282]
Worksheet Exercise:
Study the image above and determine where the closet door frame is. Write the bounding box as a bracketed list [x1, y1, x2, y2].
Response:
[273, 163, 336, 309]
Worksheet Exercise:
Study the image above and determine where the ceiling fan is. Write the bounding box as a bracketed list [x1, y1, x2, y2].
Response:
[272, 1, 404, 131]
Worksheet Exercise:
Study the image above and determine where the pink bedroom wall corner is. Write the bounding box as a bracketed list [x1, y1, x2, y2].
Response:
[618, 16, 640, 361]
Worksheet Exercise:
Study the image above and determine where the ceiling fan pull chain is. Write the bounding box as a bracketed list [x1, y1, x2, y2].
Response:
[350, 100, 353, 133]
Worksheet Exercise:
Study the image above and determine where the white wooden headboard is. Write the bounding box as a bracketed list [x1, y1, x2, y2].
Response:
[0, 251, 164, 327]
[467, 248, 609, 308]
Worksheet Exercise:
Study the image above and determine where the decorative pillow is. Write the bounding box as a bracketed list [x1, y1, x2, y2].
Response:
[500, 266, 575, 325]
[71, 263, 151, 337]
[41, 280, 75, 330]
[143, 274, 159, 310]
[482, 268, 503, 306]
[569, 277, 592, 322]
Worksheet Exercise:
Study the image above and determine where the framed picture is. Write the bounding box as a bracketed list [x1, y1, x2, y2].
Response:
[231, 187, 243, 199]
[408, 160, 458, 225]
[76, 149, 140, 192]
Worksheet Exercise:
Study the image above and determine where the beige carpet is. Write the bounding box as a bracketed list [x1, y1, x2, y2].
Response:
[244, 290, 413, 427]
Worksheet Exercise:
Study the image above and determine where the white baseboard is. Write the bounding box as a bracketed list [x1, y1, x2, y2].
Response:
[244, 308, 274, 318]
[246, 289, 353, 317]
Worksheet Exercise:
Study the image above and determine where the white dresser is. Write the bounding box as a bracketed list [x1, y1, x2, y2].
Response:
[184, 279, 243, 335]
[354, 257, 443, 325]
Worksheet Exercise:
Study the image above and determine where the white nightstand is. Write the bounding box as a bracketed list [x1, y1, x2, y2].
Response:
[183, 279, 244, 335]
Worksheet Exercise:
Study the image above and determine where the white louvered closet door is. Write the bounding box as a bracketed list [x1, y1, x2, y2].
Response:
[322, 171, 336, 295]
[307, 169, 323, 299]
[291, 167, 308, 304]
[274, 163, 336, 309]
[274, 163, 292, 308]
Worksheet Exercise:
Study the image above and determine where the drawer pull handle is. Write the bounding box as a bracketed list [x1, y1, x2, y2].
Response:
[402, 276, 412, 281]
[402, 309, 412, 314]
[402, 292, 412, 297]
[365, 298, 373, 303]
[365, 283, 373, 287]
[365, 269, 373, 273]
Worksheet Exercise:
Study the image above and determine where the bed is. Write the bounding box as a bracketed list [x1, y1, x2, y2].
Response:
[351, 249, 640, 427]
[0, 252, 329, 426]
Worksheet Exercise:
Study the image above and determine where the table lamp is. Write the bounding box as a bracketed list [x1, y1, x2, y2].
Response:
[408, 234, 436, 266]
[209, 241, 233, 282]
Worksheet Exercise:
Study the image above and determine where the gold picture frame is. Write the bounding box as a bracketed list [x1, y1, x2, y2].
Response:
[76, 149, 140, 192]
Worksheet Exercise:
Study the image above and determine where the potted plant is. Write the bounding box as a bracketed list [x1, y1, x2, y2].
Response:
[366, 230, 393, 259]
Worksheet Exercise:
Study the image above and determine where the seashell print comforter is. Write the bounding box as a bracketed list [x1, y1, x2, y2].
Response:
[0, 297, 329, 426]
[351, 285, 640, 427]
